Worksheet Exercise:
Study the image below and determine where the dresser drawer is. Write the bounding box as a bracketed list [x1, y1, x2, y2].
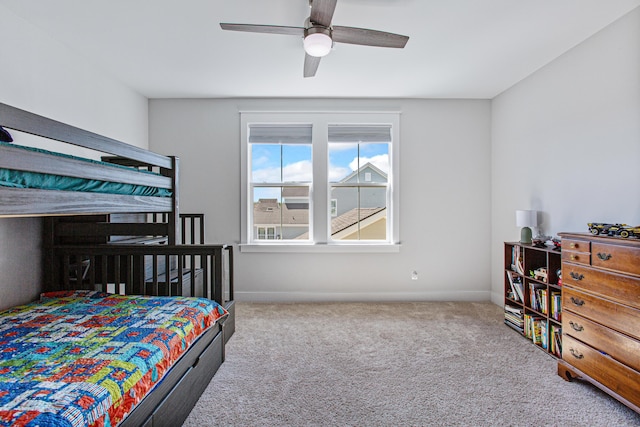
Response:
[562, 263, 640, 309]
[563, 335, 640, 409]
[564, 287, 640, 340]
[592, 242, 640, 276]
[563, 238, 590, 253]
[563, 311, 640, 372]
[562, 251, 591, 265]
[561, 238, 591, 265]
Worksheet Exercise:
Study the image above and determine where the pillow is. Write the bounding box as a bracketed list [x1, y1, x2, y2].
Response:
[0, 126, 12, 143]
[40, 290, 112, 301]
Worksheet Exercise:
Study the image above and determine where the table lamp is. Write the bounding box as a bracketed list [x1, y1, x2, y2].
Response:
[516, 210, 537, 244]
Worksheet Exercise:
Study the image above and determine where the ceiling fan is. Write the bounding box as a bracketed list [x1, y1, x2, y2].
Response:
[220, 0, 409, 78]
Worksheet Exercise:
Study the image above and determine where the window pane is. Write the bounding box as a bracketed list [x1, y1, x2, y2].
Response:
[253, 187, 281, 240]
[330, 186, 387, 241]
[329, 142, 389, 183]
[358, 186, 387, 240]
[251, 144, 312, 183]
[252, 186, 310, 241]
[282, 144, 312, 182]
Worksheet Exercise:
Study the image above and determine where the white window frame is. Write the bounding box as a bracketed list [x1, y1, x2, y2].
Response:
[240, 111, 400, 253]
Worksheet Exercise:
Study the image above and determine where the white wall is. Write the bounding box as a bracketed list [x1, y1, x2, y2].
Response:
[490, 8, 640, 303]
[4, 2, 635, 306]
[0, 5, 149, 309]
[149, 98, 492, 302]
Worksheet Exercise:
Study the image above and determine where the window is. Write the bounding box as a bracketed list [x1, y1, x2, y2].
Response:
[241, 112, 399, 252]
[257, 226, 277, 240]
[328, 124, 391, 241]
[330, 199, 338, 217]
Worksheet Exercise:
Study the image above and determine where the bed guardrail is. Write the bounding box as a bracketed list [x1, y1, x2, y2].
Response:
[53, 244, 234, 307]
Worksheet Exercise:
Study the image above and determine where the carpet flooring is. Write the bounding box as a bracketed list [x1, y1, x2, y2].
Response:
[183, 302, 640, 426]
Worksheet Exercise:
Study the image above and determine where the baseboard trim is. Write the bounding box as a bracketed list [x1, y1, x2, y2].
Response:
[234, 290, 492, 303]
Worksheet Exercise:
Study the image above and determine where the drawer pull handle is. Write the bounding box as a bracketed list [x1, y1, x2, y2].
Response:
[569, 321, 584, 332]
[596, 252, 612, 261]
[570, 297, 585, 306]
[570, 255, 578, 261]
[570, 243, 576, 249]
[569, 348, 584, 359]
[569, 272, 584, 281]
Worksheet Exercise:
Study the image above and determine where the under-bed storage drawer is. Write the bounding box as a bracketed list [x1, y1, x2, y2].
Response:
[123, 326, 223, 427]
[563, 335, 640, 409]
[146, 329, 224, 427]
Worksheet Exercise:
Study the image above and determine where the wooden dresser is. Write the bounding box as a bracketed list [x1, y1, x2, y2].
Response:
[558, 232, 640, 413]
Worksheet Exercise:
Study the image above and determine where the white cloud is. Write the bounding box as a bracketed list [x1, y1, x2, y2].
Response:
[349, 154, 389, 173]
[253, 160, 312, 183]
[329, 165, 351, 182]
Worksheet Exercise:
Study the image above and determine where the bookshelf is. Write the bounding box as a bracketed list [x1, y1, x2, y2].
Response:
[504, 241, 562, 358]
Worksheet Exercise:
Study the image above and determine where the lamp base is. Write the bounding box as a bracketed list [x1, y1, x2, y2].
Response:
[520, 227, 532, 244]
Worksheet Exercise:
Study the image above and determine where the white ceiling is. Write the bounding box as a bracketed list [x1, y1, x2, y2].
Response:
[2, 0, 639, 99]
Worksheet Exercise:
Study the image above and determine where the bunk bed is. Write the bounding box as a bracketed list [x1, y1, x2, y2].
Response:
[0, 103, 234, 427]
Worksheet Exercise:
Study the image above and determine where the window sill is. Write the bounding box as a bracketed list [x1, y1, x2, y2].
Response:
[239, 243, 401, 253]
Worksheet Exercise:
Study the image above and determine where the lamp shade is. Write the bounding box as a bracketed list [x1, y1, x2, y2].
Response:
[304, 30, 332, 57]
[515, 210, 538, 227]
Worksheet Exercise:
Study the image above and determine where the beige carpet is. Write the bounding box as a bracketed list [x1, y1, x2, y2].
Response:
[183, 302, 640, 426]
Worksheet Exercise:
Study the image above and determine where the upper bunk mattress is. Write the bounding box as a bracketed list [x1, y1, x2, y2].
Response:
[0, 141, 172, 197]
[0, 290, 227, 427]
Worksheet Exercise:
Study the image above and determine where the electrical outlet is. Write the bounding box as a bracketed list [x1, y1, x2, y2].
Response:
[411, 270, 418, 280]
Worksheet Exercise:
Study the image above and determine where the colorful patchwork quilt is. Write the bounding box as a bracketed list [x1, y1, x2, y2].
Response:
[0, 291, 227, 427]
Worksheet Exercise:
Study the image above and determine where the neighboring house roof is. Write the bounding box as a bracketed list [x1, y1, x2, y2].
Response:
[338, 162, 387, 183]
[331, 207, 386, 235]
[294, 206, 386, 239]
[253, 199, 309, 225]
[281, 187, 309, 197]
[254, 163, 386, 232]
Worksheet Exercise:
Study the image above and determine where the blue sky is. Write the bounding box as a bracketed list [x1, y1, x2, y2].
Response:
[251, 142, 389, 184]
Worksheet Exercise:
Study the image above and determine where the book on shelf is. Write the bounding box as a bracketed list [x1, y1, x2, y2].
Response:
[504, 319, 524, 334]
[550, 291, 562, 321]
[528, 283, 547, 314]
[550, 324, 562, 357]
[504, 304, 522, 315]
[512, 245, 525, 275]
[523, 313, 544, 342]
[504, 304, 524, 331]
[506, 271, 524, 302]
[505, 313, 524, 328]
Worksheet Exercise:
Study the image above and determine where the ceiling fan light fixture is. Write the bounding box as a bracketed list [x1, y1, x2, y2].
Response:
[304, 28, 332, 57]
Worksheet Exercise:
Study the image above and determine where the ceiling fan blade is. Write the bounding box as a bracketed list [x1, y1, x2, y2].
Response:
[332, 26, 409, 48]
[310, 0, 337, 27]
[220, 23, 304, 36]
[304, 54, 322, 78]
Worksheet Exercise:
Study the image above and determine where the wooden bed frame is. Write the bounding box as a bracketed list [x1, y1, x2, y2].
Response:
[0, 102, 180, 241]
[0, 102, 234, 426]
